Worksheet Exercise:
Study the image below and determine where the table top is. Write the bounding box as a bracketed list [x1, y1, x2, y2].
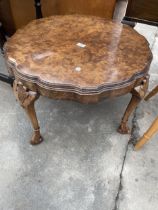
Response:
[5, 15, 152, 95]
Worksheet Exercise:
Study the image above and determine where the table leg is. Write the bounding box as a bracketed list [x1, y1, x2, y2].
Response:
[13, 81, 43, 145]
[118, 76, 149, 134]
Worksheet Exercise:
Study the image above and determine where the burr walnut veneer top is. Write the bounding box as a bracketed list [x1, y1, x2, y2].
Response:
[5, 15, 152, 94]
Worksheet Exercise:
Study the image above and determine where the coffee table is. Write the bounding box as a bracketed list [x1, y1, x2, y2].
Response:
[4, 15, 152, 145]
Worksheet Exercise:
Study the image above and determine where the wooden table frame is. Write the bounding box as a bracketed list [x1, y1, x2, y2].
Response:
[4, 14, 152, 145]
[12, 75, 150, 145]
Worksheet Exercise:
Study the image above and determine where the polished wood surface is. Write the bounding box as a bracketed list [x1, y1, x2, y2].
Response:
[5, 15, 152, 95]
[4, 15, 153, 144]
[124, 0, 158, 25]
[0, 0, 116, 35]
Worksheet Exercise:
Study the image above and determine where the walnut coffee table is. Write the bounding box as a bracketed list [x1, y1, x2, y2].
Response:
[4, 15, 152, 145]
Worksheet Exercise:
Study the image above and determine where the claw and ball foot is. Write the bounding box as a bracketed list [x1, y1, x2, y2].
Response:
[118, 76, 149, 134]
[13, 81, 43, 145]
[118, 122, 130, 134]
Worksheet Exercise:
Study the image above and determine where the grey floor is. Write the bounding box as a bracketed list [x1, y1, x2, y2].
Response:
[1, 2, 158, 210]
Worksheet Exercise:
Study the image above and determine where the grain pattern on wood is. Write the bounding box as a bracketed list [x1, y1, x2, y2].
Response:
[0, 0, 116, 35]
[5, 15, 152, 95]
[4, 15, 153, 145]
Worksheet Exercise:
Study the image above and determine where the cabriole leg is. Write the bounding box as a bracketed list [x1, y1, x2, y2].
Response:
[13, 81, 43, 145]
[118, 76, 149, 134]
